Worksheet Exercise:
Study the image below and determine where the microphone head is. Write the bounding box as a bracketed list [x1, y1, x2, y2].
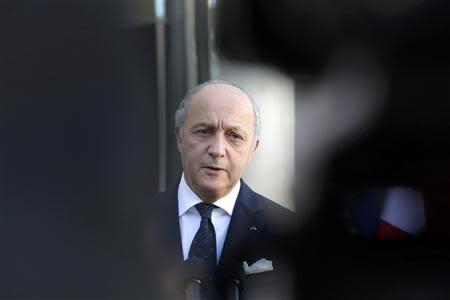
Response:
[181, 257, 211, 286]
[215, 258, 246, 293]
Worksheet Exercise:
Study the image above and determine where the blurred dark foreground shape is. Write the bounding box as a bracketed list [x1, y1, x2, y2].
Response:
[2, 0, 159, 297]
[215, 1, 450, 299]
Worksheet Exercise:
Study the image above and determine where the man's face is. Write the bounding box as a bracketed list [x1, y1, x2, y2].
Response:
[177, 83, 260, 203]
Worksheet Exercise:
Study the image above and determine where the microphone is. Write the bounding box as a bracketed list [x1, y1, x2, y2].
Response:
[215, 259, 246, 300]
[181, 258, 210, 300]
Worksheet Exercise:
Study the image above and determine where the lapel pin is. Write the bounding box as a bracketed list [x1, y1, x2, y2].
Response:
[250, 226, 258, 231]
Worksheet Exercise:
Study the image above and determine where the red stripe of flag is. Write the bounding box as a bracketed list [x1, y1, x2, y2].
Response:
[376, 219, 413, 240]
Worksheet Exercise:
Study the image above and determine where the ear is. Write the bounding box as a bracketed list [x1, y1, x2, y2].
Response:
[248, 139, 260, 163]
[175, 128, 182, 152]
[252, 138, 260, 153]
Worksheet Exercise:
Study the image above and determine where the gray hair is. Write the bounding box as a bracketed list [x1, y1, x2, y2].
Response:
[175, 80, 261, 140]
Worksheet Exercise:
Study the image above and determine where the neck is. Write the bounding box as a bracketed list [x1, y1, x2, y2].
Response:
[196, 191, 222, 204]
[181, 174, 240, 204]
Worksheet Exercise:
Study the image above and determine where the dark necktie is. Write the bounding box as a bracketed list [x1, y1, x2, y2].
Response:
[188, 203, 217, 269]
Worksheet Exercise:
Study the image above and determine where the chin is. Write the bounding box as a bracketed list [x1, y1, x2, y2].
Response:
[199, 183, 222, 194]
[197, 183, 224, 199]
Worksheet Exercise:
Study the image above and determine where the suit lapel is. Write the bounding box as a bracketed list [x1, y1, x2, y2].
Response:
[161, 181, 184, 263]
[143, 181, 186, 297]
[144, 181, 184, 272]
[219, 181, 266, 265]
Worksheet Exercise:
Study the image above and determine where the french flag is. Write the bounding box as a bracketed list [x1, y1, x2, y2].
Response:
[376, 187, 426, 239]
[344, 186, 426, 239]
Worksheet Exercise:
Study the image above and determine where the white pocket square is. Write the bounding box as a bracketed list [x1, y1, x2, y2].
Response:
[243, 258, 273, 275]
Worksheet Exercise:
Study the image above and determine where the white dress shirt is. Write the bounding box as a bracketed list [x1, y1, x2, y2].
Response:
[178, 173, 240, 263]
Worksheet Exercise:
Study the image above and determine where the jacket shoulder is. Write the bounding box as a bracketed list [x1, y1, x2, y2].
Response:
[149, 181, 178, 201]
[257, 193, 295, 220]
[247, 192, 297, 242]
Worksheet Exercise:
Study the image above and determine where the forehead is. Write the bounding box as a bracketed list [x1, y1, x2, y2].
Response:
[186, 84, 255, 126]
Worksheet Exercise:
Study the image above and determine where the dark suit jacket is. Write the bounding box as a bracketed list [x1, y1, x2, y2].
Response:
[140, 179, 296, 299]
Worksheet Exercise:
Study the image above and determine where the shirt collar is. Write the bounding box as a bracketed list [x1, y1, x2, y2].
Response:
[178, 173, 240, 217]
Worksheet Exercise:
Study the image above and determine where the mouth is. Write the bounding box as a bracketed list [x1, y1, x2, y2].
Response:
[203, 166, 226, 172]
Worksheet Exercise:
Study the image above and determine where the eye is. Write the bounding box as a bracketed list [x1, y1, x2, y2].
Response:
[194, 128, 210, 135]
[228, 132, 243, 141]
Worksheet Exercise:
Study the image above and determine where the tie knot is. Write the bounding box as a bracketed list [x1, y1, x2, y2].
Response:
[195, 203, 216, 219]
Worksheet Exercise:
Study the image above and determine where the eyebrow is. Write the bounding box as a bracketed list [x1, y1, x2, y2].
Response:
[191, 123, 213, 130]
[226, 125, 247, 134]
[191, 122, 248, 133]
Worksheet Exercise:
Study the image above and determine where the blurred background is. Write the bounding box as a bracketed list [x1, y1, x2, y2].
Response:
[3, 0, 450, 299]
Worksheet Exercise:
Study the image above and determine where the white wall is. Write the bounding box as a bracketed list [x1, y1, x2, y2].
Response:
[213, 61, 296, 210]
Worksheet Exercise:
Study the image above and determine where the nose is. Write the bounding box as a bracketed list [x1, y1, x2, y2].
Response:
[208, 133, 226, 158]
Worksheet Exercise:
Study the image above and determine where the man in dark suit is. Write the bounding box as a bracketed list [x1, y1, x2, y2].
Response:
[143, 80, 296, 299]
